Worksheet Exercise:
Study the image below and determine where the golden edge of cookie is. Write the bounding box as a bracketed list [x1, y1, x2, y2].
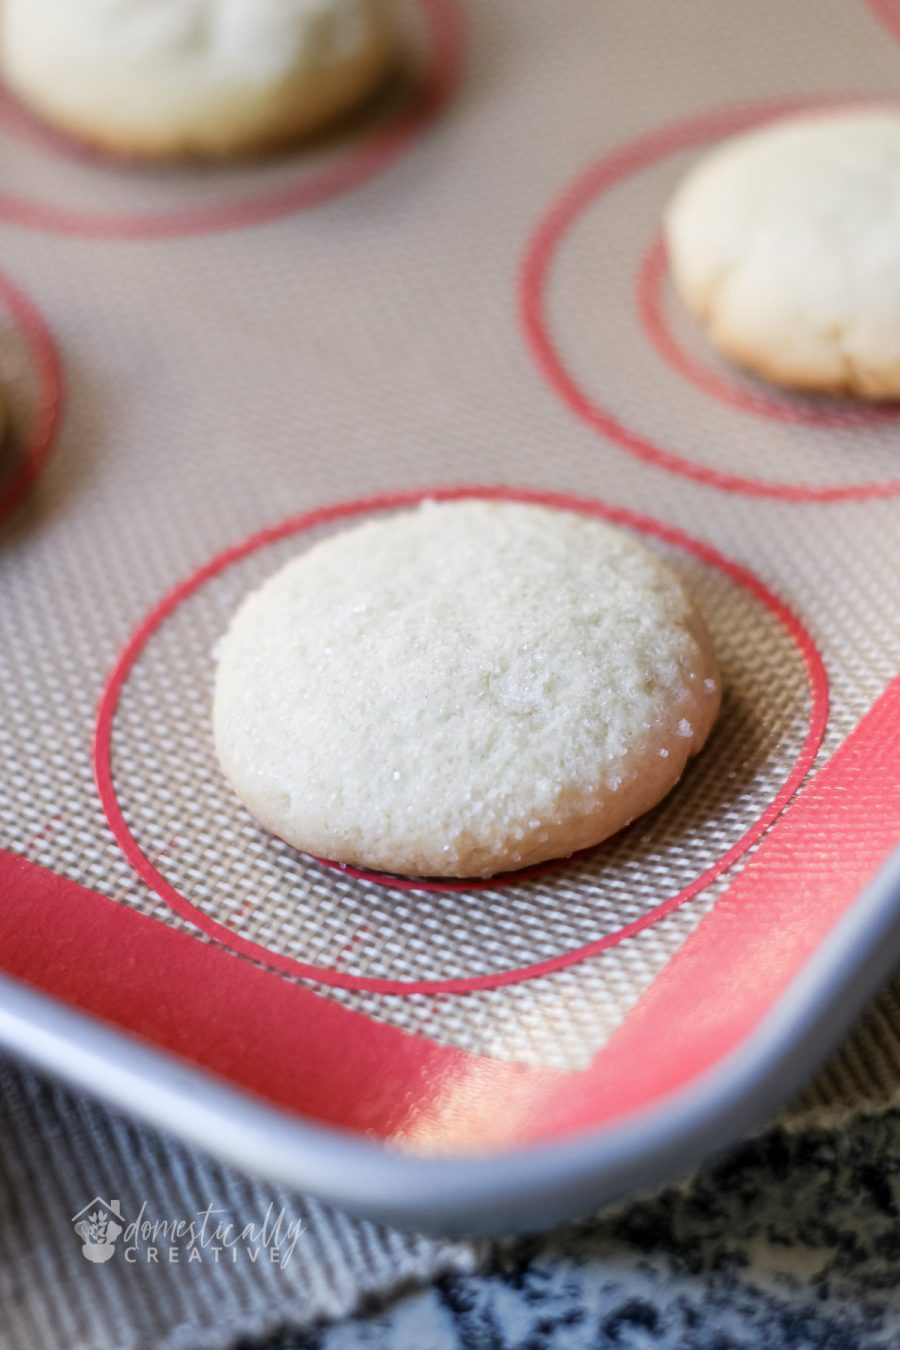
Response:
[708, 323, 900, 402]
[664, 222, 900, 402]
[0, 36, 399, 163]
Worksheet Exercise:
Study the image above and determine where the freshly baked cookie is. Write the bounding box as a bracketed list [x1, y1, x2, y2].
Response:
[0, 0, 396, 160]
[665, 110, 900, 399]
[213, 501, 720, 879]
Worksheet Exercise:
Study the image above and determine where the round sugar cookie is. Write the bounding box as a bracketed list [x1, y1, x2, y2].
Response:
[665, 110, 900, 400]
[213, 501, 721, 879]
[0, 0, 396, 160]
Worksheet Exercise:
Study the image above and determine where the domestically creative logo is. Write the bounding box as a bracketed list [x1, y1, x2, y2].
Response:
[72, 1198, 124, 1264]
[71, 1196, 304, 1266]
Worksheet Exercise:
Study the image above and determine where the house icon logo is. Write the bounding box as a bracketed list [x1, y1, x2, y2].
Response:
[71, 1198, 124, 1263]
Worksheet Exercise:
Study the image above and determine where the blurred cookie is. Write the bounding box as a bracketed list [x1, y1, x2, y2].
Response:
[213, 500, 720, 879]
[665, 110, 900, 399]
[0, 0, 396, 159]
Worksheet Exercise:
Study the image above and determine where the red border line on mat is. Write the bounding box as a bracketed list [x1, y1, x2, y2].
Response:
[94, 484, 828, 996]
[0, 0, 464, 241]
[520, 94, 900, 502]
[519, 670, 900, 1140]
[867, 0, 900, 42]
[3, 670, 900, 1150]
[637, 234, 900, 430]
[0, 849, 558, 1144]
[0, 273, 63, 525]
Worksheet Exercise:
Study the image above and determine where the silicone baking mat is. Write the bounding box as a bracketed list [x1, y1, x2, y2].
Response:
[3, 0, 900, 1178]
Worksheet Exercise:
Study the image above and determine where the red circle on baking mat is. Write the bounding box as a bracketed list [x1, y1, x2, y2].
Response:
[521, 96, 900, 502]
[0, 0, 463, 240]
[94, 485, 827, 995]
[0, 273, 63, 526]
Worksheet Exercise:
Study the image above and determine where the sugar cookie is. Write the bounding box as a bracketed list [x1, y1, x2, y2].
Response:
[0, 0, 396, 160]
[213, 501, 720, 879]
[665, 110, 900, 399]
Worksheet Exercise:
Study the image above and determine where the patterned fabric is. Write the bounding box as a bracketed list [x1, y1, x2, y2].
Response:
[0, 1058, 479, 1350]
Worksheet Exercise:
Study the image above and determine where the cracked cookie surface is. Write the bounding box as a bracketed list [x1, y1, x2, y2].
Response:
[665, 110, 900, 399]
